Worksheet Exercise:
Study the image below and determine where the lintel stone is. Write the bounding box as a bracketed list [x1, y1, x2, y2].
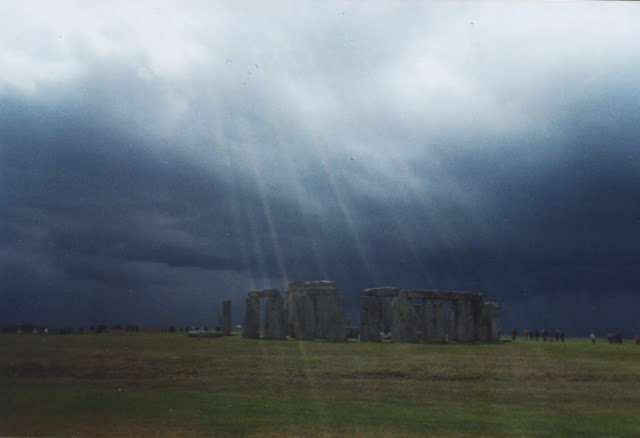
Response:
[399, 290, 483, 301]
[285, 281, 307, 294]
[285, 280, 337, 295]
[363, 287, 401, 297]
[306, 287, 337, 296]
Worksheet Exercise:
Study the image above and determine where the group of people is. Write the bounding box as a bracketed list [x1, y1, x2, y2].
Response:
[500, 328, 565, 342]
[591, 333, 640, 344]
[607, 333, 625, 344]
[498, 329, 639, 344]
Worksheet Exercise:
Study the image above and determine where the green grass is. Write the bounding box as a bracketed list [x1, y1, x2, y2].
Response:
[2, 333, 639, 437]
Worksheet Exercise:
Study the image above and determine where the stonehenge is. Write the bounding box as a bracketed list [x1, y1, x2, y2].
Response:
[285, 281, 346, 342]
[242, 296, 261, 339]
[243, 289, 286, 340]
[359, 295, 383, 342]
[241, 280, 500, 343]
[241, 281, 346, 342]
[359, 288, 500, 343]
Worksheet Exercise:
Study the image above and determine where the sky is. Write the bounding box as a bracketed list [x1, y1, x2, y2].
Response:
[2, 1, 639, 336]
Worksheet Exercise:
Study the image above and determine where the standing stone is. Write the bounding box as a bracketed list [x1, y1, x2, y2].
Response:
[477, 305, 488, 341]
[464, 300, 476, 342]
[286, 292, 303, 339]
[286, 281, 308, 338]
[221, 300, 231, 336]
[447, 306, 455, 342]
[382, 296, 395, 334]
[263, 295, 286, 340]
[456, 300, 474, 342]
[314, 295, 329, 339]
[484, 302, 501, 343]
[242, 297, 260, 339]
[325, 295, 346, 342]
[359, 296, 382, 342]
[452, 300, 470, 342]
[472, 300, 484, 341]
[301, 294, 316, 340]
[363, 288, 399, 334]
[285, 280, 338, 341]
[423, 299, 445, 343]
[391, 296, 419, 343]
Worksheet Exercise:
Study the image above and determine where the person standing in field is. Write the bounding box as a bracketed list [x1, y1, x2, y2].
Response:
[590, 333, 596, 344]
[534, 329, 539, 341]
[560, 332, 565, 342]
[524, 328, 529, 341]
[511, 328, 516, 341]
[542, 329, 548, 342]
[635, 335, 639, 345]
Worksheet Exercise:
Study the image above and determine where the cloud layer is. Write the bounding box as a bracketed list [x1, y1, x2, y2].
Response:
[2, 2, 639, 334]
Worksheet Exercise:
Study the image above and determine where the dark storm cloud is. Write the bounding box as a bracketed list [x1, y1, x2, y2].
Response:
[2, 2, 640, 334]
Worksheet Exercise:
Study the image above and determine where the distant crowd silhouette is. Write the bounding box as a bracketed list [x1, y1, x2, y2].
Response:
[607, 332, 624, 344]
[504, 328, 566, 342]
[496, 328, 638, 345]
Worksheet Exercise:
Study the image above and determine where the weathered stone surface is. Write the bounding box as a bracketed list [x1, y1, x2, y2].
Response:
[306, 287, 337, 296]
[285, 293, 295, 337]
[285, 293, 301, 338]
[359, 296, 382, 342]
[452, 300, 473, 342]
[242, 297, 260, 339]
[288, 293, 315, 340]
[325, 295, 346, 342]
[284, 280, 340, 340]
[221, 300, 231, 336]
[391, 296, 419, 343]
[447, 306, 455, 341]
[314, 295, 329, 339]
[477, 305, 488, 341]
[305, 280, 337, 290]
[453, 299, 474, 342]
[363, 287, 401, 297]
[286, 280, 337, 295]
[263, 295, 286, 340]
[484, 302, 500, 343]
[464, 300, 475, 341]
[285, 281, 307, 294]
[423, 299, 445, 343]
[382, 296, 394, 334]
[472, 300, 484, 341]
[306, 281, 338, 296]
[399, 290, 483, 301]
[248, 288, 280, 298]
[301, 295, 316, 340]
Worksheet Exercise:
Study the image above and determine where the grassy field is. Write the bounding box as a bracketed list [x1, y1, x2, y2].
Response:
[1, 332, 639, 437]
